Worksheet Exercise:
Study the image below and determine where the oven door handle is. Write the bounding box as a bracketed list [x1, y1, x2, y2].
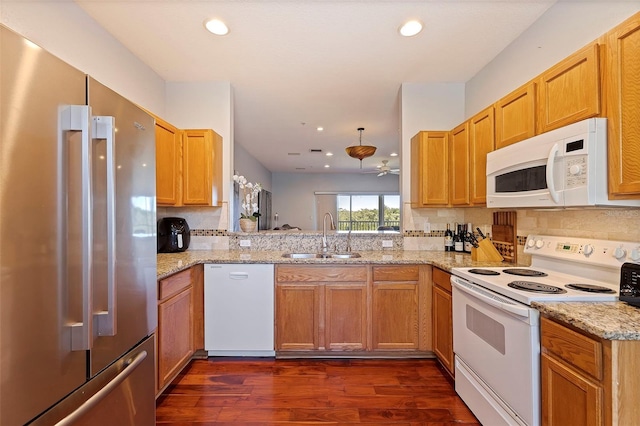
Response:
[451, 278, 532, 319]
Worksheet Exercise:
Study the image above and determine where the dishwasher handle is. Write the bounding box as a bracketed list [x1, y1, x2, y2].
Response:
[229, 272, 250, 280]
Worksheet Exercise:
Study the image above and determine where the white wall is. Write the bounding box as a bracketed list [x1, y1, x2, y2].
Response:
[0, 1, 165, 114]
[466, 1, 640, 117]
[272, 172, 400, 230]
[234, 142, 273, 192]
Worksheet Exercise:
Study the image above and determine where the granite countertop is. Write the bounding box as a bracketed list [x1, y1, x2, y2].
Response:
[533, 301, 640, 340]
[157, 249, 508, 280]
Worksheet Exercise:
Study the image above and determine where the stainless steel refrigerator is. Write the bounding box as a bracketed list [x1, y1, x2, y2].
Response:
[0, 25, 157, 425]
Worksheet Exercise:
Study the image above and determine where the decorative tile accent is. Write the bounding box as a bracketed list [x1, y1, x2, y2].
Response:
[403, 230, 445, 238]
[190, 229, 227, 237]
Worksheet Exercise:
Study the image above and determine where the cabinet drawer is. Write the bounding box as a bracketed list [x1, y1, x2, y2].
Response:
[432, 267, 451, 292]
[276, 265, 367, 282]
[372, 265, 419, 282]
[159, 268, 192, 301]
[541, 317, 603, 380]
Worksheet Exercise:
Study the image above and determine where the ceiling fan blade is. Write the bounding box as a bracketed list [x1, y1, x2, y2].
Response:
[377, 171, 385, 177]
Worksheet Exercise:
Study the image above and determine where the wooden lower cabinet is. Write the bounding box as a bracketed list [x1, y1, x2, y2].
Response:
[275, 264, 431, 354]
[156, 265, 204, 396]
[275, 284, 321, 350]
[325, 283, 368, 350]
[431, 267, 453, 377]
[541, 316, 640, 426]
[275, 265, 368, 351]
[372, 265, 429, 351]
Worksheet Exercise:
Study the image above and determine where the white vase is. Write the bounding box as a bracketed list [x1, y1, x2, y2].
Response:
[239, 218, 257, 232]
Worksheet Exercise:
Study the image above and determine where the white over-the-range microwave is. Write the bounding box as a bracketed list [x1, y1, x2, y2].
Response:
[486, 117, 640, 208]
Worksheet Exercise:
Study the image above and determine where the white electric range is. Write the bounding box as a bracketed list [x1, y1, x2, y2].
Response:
[450, 234, 639, 426]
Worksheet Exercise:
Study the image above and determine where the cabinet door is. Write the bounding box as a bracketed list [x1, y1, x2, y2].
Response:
[275, 284, 321, 351]
[495, 82, 536, 149]
[372, 282, 419, 350]
[155, 118, 181, 205]
[469, 106, 495, 205]
[157, 287, 194, 390]
[450, 122, 470, 206]
[538, 43, 601, 133]
[410, 131, 449, 207]
[541, 353, 603, 426]
[432, 285, 453, 376]
[606, 13, 640, 198]
[182, 129, 213, 205]
[325, 284, 368, 351]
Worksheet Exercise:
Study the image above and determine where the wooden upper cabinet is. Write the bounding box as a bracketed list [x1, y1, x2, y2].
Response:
[605, 12, 640, 198]
[495, 82, 536, 149]
[537, 42, 601, 134]
[155, 117, 182, 206]
[182, 129, 223, 206]
[469, 106, 495, 205]
[449, 122, 470, 206]
[410, 131, 449, 207]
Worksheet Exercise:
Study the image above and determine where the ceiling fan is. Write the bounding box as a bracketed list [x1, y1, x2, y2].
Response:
[364, 160, 400, 177]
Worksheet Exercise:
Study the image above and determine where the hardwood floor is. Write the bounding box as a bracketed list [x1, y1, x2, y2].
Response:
[156, 358, 480, 425]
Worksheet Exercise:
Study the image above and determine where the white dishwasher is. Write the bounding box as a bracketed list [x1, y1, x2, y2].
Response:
[204, 264, 275, 356]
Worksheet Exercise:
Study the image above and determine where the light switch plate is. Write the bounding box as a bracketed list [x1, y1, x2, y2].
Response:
[382, 240, 393, 248]
[240, 239, 251, 247]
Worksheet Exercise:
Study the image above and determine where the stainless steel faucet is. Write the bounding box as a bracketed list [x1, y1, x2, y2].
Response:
[346, 226, 352, 252]
[322, 212, 335, 254]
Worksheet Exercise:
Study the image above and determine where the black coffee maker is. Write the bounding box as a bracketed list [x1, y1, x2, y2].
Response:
[157, 217, 191, 253]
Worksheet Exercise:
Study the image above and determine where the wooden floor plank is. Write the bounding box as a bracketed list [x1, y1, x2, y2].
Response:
[156, 358, 480, 425]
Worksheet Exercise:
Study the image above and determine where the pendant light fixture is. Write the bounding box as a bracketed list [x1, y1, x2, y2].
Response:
[345, 127, 376, 168]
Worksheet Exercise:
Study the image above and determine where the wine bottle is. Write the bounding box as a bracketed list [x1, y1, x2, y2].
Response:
[454, 223, 464, 252]
[463, 223, 473, 253]
[444, 223, 453, 252]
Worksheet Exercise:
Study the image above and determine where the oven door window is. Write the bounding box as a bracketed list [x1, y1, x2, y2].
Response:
[495, 165, 547, 193]
[466, 305, 505, 355]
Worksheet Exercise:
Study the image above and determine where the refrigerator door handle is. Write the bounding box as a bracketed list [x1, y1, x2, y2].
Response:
[92, 116, 117, 337]
[54, 350, 148, 426]
[61, 105, 93, 351]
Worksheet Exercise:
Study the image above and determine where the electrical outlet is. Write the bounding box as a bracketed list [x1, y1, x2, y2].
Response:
[382, 240, 393, 248]
[424, 222, 431, 233]
[240, 239, 251, 247]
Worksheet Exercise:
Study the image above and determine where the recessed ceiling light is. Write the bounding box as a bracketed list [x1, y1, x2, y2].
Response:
[326, 152, 333, 156]
[204, 19, 229, 36]
[324, 164, 330, 168]
[390, 152, 398, 157]
[317, 127, 324, 132]
[399, 20, 423, 37]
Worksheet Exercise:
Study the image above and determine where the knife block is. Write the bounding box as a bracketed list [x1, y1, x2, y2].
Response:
[471, 239, 504, 262]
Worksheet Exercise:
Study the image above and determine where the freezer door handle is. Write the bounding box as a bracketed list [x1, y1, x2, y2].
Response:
[61, 105, 93, 351]
[92, 116, 117, 337]
[54, 349, 148, 426]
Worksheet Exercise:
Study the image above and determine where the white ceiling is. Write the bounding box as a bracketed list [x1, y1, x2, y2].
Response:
[76, 0, 556, 174]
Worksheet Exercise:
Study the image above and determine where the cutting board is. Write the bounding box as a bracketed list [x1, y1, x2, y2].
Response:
[492, 211, 517, 263]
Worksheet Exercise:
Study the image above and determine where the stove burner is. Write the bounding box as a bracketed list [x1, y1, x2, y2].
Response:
[468, 269, 500, 276]
[565, 283, 616, 294]
[508, 281, 567, 294]
[503, 268, 548, 277]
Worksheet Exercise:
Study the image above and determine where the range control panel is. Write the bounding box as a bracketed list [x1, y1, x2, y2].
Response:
[525, 234, 640, 267]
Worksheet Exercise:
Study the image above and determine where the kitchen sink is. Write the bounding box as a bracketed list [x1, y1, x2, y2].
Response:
[329, 253, 361, 259]
[281, 252, 361, 259]
[281, 253, 325, 259]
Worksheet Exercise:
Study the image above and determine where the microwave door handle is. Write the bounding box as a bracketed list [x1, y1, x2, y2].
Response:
[546, 143, 561, 204]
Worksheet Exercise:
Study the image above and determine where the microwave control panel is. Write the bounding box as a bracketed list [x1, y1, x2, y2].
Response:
[565, 155, 588, 188]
